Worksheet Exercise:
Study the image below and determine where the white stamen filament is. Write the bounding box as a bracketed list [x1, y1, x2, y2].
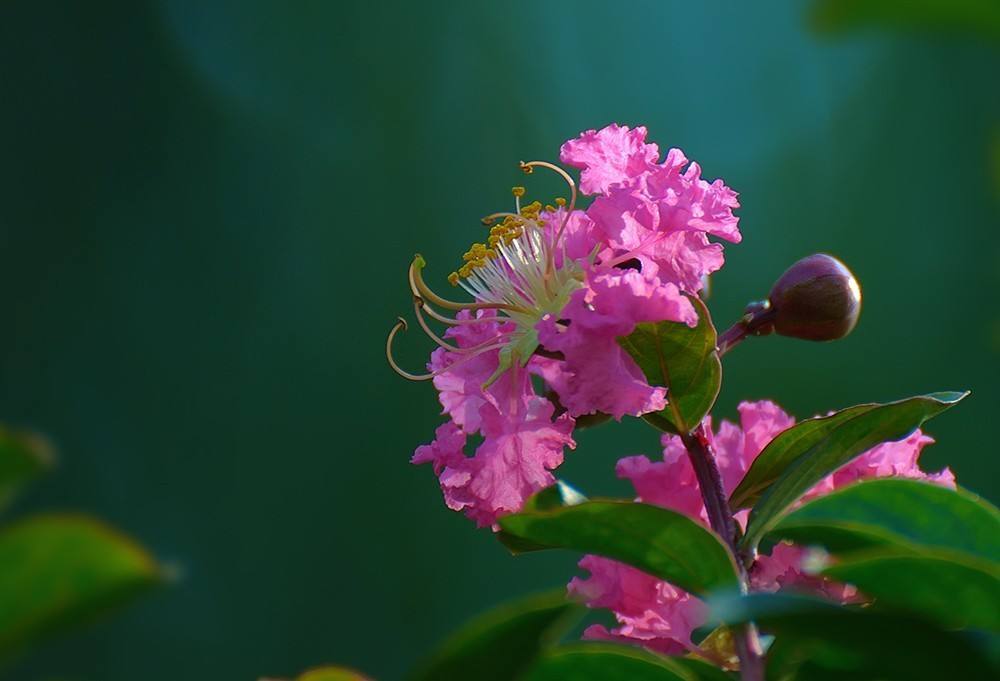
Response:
[389, 160, 584, 383]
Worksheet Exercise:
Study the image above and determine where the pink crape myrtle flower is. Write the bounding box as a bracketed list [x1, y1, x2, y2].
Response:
[390, 124, 740, 526]
[411, 393, 574, 528]
[571, 400, 954, 655]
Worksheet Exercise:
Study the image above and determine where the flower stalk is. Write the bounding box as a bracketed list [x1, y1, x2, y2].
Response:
[679, 424, 765, 681]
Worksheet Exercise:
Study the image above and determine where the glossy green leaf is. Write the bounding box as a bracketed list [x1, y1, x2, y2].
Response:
[707, 592, 998, 681]
[407, 590, 584, 681]
[729, 405, 872, 510]
[0, 514, 163, 657]
[619, 296, 721, 435]
[738, 391, 967, 551]
[496, 482, 588, 553]
[768, 478, 1000, 562]
[522, 643, 734, 681]
[822, 550, 1000, 630]
[498, 501, 739, 597]
[0, 426, 54, 508]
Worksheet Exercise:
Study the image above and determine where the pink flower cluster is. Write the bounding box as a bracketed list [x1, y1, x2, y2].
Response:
[569, 400, 955, 655]
[413, 125, 740, 527]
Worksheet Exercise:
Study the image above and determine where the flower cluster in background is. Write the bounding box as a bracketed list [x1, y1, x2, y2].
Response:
[569, 400, 953, 656]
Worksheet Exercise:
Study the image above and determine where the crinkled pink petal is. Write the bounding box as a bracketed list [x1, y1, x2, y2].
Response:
[428, 310, 515, 433]
[417, 341, 578, 528]
[579, 142, 740, 294]
[560, 124, 660, 195]
[569, 555, 705, 654]
[540, 331, 666, 420]
[579, 625, 689, 657]
[411, 421, 480, 515]
[616, 451, 707, 524]
[538, 207, 603, 265]
[411, 421, 467, 470]
[640, 231, 726, 294]
[466, 397, 575, 525]
[536, 269, 695, 419]
[644, 158, 742, 243]
[414, 396, 575, 529]
[586, 187, 656, 255]
[751, 543, 859, 603]
[832, 430, 955, 489]
[623, 401, 793, 524]
[580, 268, 698, 333]
[737, 400, 796, 462]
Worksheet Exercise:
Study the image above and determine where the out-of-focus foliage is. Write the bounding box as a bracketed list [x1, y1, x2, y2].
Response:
[810, 0, 1000, 39]
[0, 427, 52, 510]
[408, 591, 583, 681]
[262, 666, 373, 681]
[0, 428, 161, 670]
[0, 515, 162, 660]
[709, 591, 997, 680]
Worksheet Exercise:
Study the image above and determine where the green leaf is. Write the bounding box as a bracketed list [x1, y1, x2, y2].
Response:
[707, 592, 998, 681]
[809, 0, 1000, 40]
[729, 405, 872, 510]
[496, 482, 588, 553]
[498, 501, 739, 598]
[0, 426, 54, 508]
[407, 590, 584, 681]
[822, 550, 1000, 630]
[296, 667, 372, 681]
[0, 514, 163, 658]
[767, 478, 1000, 563]
[522, 643, 734, 681]
[619, 296, 721, 435]
[738, 391, 967, 551]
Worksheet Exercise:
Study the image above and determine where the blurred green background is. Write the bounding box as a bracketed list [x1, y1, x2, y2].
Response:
[0, 1, 997, 679]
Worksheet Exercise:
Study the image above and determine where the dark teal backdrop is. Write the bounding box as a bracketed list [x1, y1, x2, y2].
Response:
[1, 2, 997, 679]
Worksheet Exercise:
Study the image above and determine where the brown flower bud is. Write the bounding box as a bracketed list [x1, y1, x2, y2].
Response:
[767, 254, 862, 341]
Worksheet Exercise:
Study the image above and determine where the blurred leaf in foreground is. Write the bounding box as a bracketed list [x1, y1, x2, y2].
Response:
[0, 514, 164, 660]
[407, 590, 584, 681]
[809, 0, 1000, 41]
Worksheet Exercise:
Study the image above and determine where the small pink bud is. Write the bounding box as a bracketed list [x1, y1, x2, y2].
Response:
[767, 254, 862, 341]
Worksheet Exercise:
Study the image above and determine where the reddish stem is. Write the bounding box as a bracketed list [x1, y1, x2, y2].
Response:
[681, 424, 765, 681]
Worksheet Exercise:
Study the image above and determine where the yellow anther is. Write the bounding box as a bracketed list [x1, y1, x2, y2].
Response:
[545, 204, 556, 212]
[486, 248, 498, 259]
[458, 263, 472, 278]
[488, 234, 501, 248]
[520, 201, 543, 220]
[519, 161, 534, 174]
[448, 272, 460, 286]
[555, 197, 567, 206]
[512, 186, 526, 197]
